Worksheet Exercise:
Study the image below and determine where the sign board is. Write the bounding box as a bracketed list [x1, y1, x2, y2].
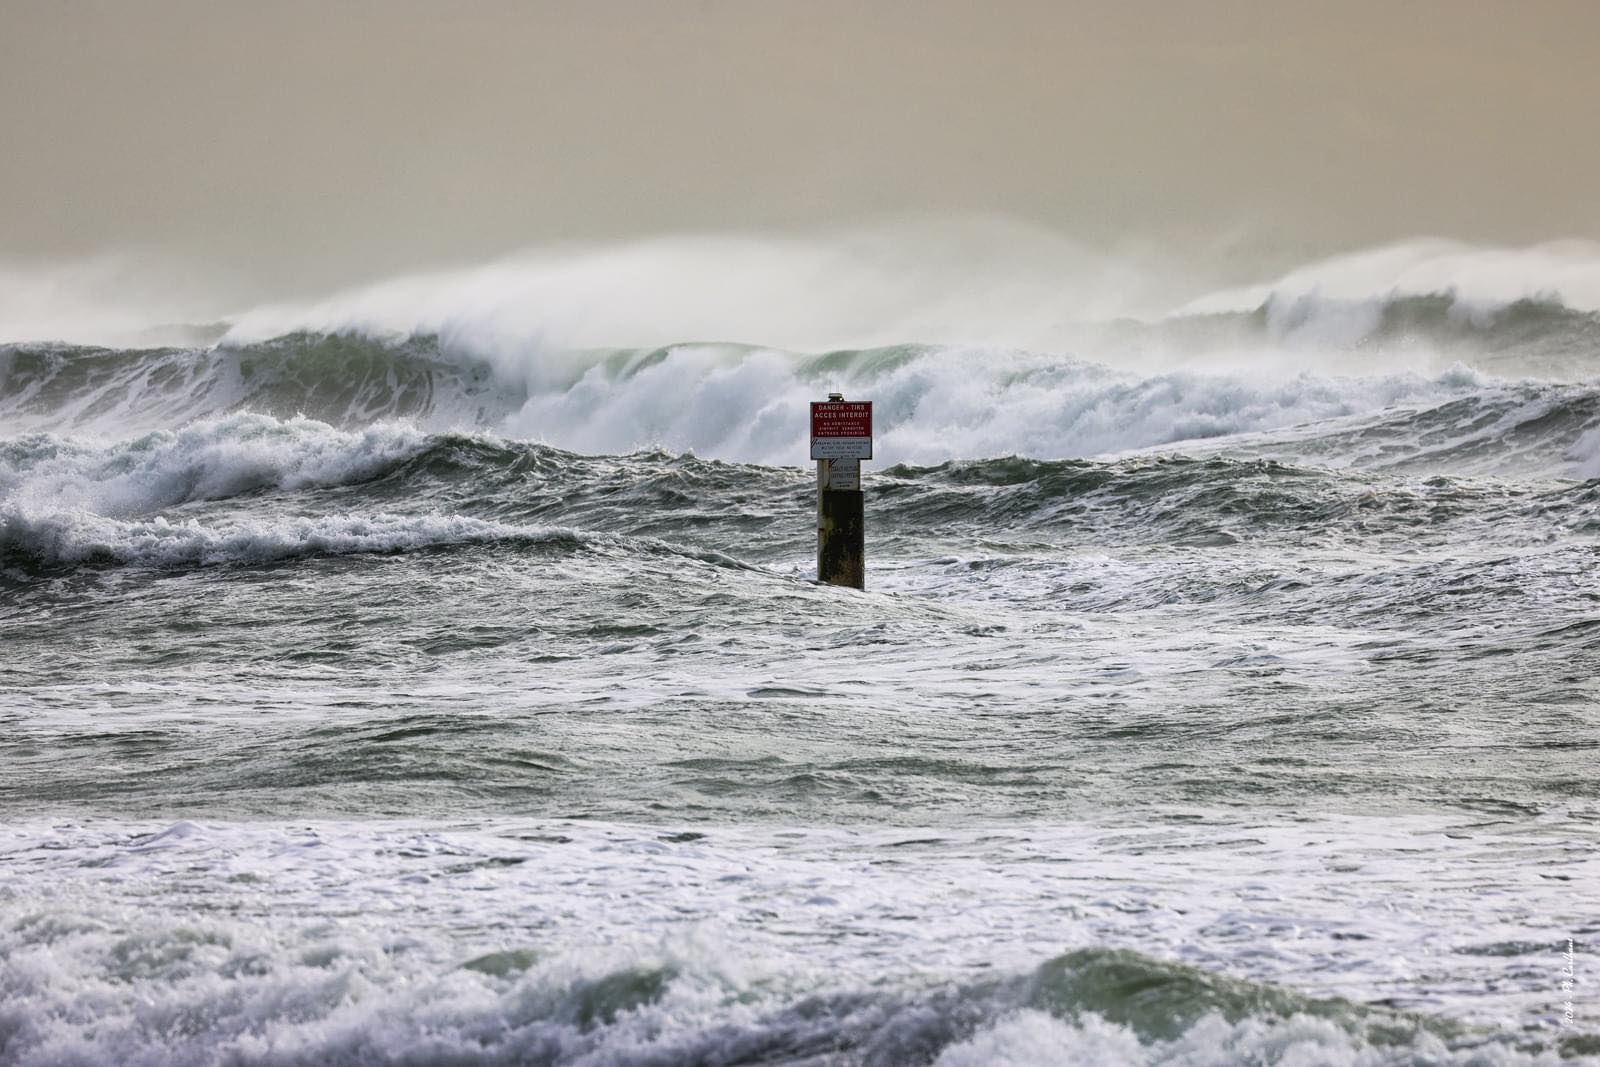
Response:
[810, 400, 872, 460]
[822, 457, 860, 490]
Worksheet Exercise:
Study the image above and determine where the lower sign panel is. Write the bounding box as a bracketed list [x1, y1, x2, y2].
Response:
[812, 436, 872, 460]
[824, 458, 860, 490]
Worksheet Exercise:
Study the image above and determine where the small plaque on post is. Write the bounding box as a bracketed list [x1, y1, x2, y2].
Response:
[823, 458, 860, 490]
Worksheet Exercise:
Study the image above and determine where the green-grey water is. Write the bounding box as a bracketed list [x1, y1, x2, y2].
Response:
[2, 293, 1597, 1064]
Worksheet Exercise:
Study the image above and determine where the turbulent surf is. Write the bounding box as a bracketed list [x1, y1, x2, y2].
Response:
[2, 248, 1597, 1065]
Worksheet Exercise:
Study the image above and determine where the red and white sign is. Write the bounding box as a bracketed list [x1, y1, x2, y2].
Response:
[810, 400, 872, 460]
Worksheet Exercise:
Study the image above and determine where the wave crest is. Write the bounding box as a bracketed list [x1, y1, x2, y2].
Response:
[14, 332, 1583, 470]
[0, 897, 1561, 1067]
[0, 507, 575, 571]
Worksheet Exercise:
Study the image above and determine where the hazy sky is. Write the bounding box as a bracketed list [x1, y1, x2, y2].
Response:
[3, 0, 1598, 298]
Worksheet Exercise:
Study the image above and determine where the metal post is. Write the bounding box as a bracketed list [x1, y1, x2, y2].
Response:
[818, 461, 865, 588]
[812, 391, 868, 589]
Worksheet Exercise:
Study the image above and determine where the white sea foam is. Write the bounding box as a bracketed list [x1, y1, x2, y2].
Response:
[0, 818, 1582, 1066]
[0, 415, 540, 566]
[0, 506, 556, 567]
[1569, 421, 1600, 481]
[5, 349, 1535, 471]
[1179, 238, 1600, 317]
[930, 1009, 1522, 1067]
[501, 345, 1500, 467]
[0, 414, 432, 516]
[7, 231, 1599, 472]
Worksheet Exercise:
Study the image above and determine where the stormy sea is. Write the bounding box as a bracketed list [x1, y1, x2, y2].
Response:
[2, 243, 1597, 1065]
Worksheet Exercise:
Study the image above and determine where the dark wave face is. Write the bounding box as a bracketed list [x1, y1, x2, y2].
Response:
[3, 277, 1598, 1064]
[1, 414, 1595, 571]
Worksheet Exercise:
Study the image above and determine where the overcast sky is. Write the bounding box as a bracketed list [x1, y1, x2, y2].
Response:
[3, 0, 1598, 299]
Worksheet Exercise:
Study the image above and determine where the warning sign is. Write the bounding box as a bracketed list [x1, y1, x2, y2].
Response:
[810, 400, 872, 460]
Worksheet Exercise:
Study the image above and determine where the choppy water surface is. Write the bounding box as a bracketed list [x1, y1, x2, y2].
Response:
[2, 281, 1598, 1064]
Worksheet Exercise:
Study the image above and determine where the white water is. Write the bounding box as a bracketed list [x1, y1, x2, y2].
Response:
[7, 233, 1600, 473]
[499, 347, 1501, 466]
[0, 507, 565, 567]
[0, 415, 433, 516]
[0, 817, 1584, 1065]
[5, 347, 1557, 471]
[7, 231, 1600, 357]
[0, 416, 505, 566]
[1182, 239, 1600, 318]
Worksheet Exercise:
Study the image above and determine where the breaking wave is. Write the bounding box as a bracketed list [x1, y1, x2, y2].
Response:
[0, 908, 1570, 1067]
[0, 415, 533, 570]
[0, 333, 511, 433]
[0, 505, 581, 571]
[3, 321, 1597, 474]
[5, 238, 1600, 453]
[0, 414, 435, 516]
[5, 340, 1599, 477]
[5, 242, 1600, 566]
[4, 412, 1597, 580]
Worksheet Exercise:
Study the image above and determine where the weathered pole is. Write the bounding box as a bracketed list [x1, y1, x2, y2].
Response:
[811, 392, 871, 589]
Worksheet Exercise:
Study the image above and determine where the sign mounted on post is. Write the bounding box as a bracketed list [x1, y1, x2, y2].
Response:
[813, 393, 869, 589]
[810, 399, 872, 460]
